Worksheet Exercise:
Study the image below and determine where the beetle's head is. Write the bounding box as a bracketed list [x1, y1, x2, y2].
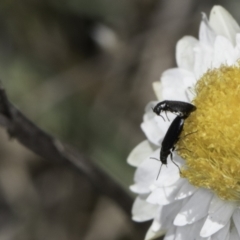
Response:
[160, 151, 168, 165]
[153, 102, 166, 115]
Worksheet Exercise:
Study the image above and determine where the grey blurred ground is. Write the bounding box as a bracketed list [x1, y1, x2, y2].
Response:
[0, 0, 238, 239]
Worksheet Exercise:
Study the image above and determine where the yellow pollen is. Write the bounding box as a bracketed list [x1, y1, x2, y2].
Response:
[177, 64, 240, 202]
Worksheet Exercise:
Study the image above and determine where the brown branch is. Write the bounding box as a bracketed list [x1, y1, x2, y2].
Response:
[0, 84, 134, 216]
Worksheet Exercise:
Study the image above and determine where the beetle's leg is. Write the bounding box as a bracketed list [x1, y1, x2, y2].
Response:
[165, 111, 170, 121]
[150, 157, 160, 162]
[159, 114, 166, 121]
[177, 147, 191, 151]
[169, 150, 181, 173]
[181, 130, 198, 139]
[176, 147, 192, 153]
[170, 158, 181, 173]
[152, 107, 166, 121]
[150, 157, 165, 180]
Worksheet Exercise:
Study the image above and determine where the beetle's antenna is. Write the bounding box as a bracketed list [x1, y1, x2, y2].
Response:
[170, 159, 181, 173]
[182, 130, 198, 138]
[150, 157, 160, 162]
[156, 163, 163, 180]
[176, 147, 192, 152]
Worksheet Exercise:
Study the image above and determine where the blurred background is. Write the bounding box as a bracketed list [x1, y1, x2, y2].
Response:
[0, 0, 238, 239]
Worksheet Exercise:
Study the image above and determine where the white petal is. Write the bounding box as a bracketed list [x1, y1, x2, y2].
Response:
[200, 202, 236, 237]
[163, 227, 176, 240]
[209, 6, 240, 44]
[208, 195, 226, 214]
[131, 154, 161, 194]
[141, 117, 162, 146]
[185, 86, 196, 102]
[212, 36, 237, 68]
[174, 188, 213, 226]
[174, 218, 205, 240]
[144, 227, 165, 240]
[175, 180, 197, 200]
[144, 101, 158, 115]
[144, 207, 165, 240]
[161, 68, 195, 101]
[130, 183, 149, 194]
[181, 69, 197, 87]
[199, 13, 216, 45]
[229, 225, 239, 240]
[131, 153, 164, 194]
[195, 236, 211, 240]
[132, 195, 158, 222]
[174, 225, 192, 240]
[234, 33, 240, 57]
[153, 153, 184, 188]
[147, 179, 184, 205]
[155, 113, 176, 132]
[152, 81, 162, 101]
[176, 36, 198, 71]
[211, 221, 230, 240]
[144, 207, 175, 240]
[232, 209, 240, 237]
[141, 102, 175, 146]
[151, 200, 184, 232]
[127, 140, 156, 167]
[130, 150, 166, 194]
[151, 216, 162, 232]
[193, 43, 213, 79]
[161, 201, 184, 227]
[161, 68, 187, 101]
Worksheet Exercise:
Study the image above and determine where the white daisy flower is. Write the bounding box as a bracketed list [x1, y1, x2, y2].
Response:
[127, 5, 240, 240]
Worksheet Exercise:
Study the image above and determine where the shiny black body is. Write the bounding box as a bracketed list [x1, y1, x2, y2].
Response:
[160, 116, 184, 164]
[151, 115, 184, 178]
[153, 100, 196, 118]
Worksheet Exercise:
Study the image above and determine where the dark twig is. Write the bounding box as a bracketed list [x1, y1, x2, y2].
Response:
[0, 85, 133, 216]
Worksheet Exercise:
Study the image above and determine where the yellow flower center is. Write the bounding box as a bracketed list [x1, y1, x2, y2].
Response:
[177, 64, 240, 202]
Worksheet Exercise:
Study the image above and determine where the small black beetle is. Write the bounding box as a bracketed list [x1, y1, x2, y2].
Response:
[153, 100, 196, 119]
[151, 115, 184, 179]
